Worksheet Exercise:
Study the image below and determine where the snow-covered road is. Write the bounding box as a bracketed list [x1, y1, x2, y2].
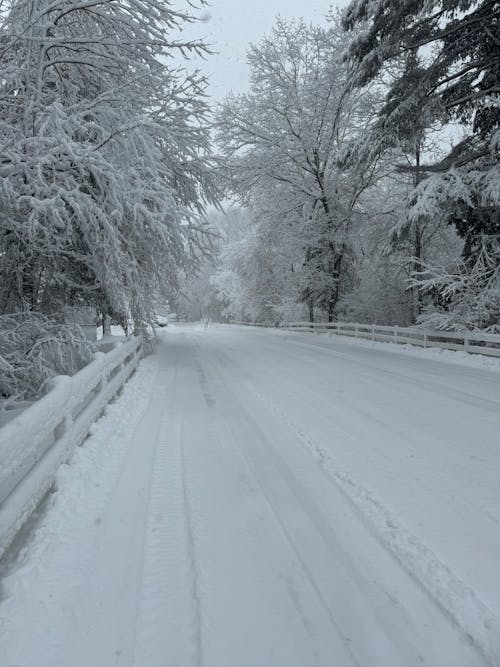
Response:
[1, 323, 499, 666]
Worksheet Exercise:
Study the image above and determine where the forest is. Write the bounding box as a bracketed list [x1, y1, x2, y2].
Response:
[0, 0, 499, 402]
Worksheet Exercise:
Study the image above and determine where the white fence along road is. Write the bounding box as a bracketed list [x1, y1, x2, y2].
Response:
[0, 336, 142, 557]
[234, 320, 500, 357]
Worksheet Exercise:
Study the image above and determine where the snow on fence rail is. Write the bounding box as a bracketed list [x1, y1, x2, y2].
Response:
[233, 321, 500, 358]
[0, 336, 142, 558]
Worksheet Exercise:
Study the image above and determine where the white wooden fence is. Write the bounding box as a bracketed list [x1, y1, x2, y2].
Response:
[233, 321, 500, 358]
[0, 337, 142, 558]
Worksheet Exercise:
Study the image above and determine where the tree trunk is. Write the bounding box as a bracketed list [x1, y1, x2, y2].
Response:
[102, 314, 111, 336]
[410, 141, 423, 323]
[411, 225, 423, 322]
[327, 301, 335, 323]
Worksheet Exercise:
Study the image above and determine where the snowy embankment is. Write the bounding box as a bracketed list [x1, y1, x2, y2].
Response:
[236, 320, 500, 360]
[0, 351, 158, 666]
[0, 324, 497, 666]
[0, 336, 142, 559]
[280, 325, 500, 371]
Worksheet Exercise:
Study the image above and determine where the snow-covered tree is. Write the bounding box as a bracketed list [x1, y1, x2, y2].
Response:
[0, 0, 216, 324]
[0, 0, 218, 401]
[343, 0, 500, 330]
[216, 16, 383, 321]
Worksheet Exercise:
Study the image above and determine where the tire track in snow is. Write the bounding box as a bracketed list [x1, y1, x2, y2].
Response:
[188, 340, 360, 666]
[247, 383, 500, 667]
[180, 440, 204, 667]
[134, 413, 203, 667]
[229, 430, 363, 667]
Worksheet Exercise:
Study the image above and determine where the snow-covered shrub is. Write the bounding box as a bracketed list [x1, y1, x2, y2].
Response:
[271, 297, 310, 325]
[405, 152, 500, 332]
[414, 239, 500, 332]
[0, 313, 94, 406]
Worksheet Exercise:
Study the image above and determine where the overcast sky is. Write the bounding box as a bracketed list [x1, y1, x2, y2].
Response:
[179, 1, 348, 100]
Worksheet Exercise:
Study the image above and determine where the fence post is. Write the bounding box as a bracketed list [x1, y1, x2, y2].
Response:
[372, 324, 375, 341]
[355, 323, 359, 338]
[394, 325, 398, 343]
[464, 335, 470, 354]
[423, 331, 428, 348]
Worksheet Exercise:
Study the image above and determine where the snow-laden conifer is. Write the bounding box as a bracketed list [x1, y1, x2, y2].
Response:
[344, 0, 500, 330]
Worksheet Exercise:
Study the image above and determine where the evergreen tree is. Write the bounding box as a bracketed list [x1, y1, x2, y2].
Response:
[344, 0, 500, 329]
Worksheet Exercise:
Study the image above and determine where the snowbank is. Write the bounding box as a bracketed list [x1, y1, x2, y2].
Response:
[0, 336, 142, 558]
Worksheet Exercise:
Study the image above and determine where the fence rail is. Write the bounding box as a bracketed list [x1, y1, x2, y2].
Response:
[0, 336, 142, 558]
[232, 321, 500, 358]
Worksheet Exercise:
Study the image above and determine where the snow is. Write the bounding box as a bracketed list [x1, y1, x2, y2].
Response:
[0, 351, 158, 666]
[1, 323, 498, 666]
[96, 325, 128, 341]
[279, 326, 500, 371]
[0, 337, 141, 559]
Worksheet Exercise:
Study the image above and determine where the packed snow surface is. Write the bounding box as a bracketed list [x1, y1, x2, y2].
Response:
[1, 323, 499, 666]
